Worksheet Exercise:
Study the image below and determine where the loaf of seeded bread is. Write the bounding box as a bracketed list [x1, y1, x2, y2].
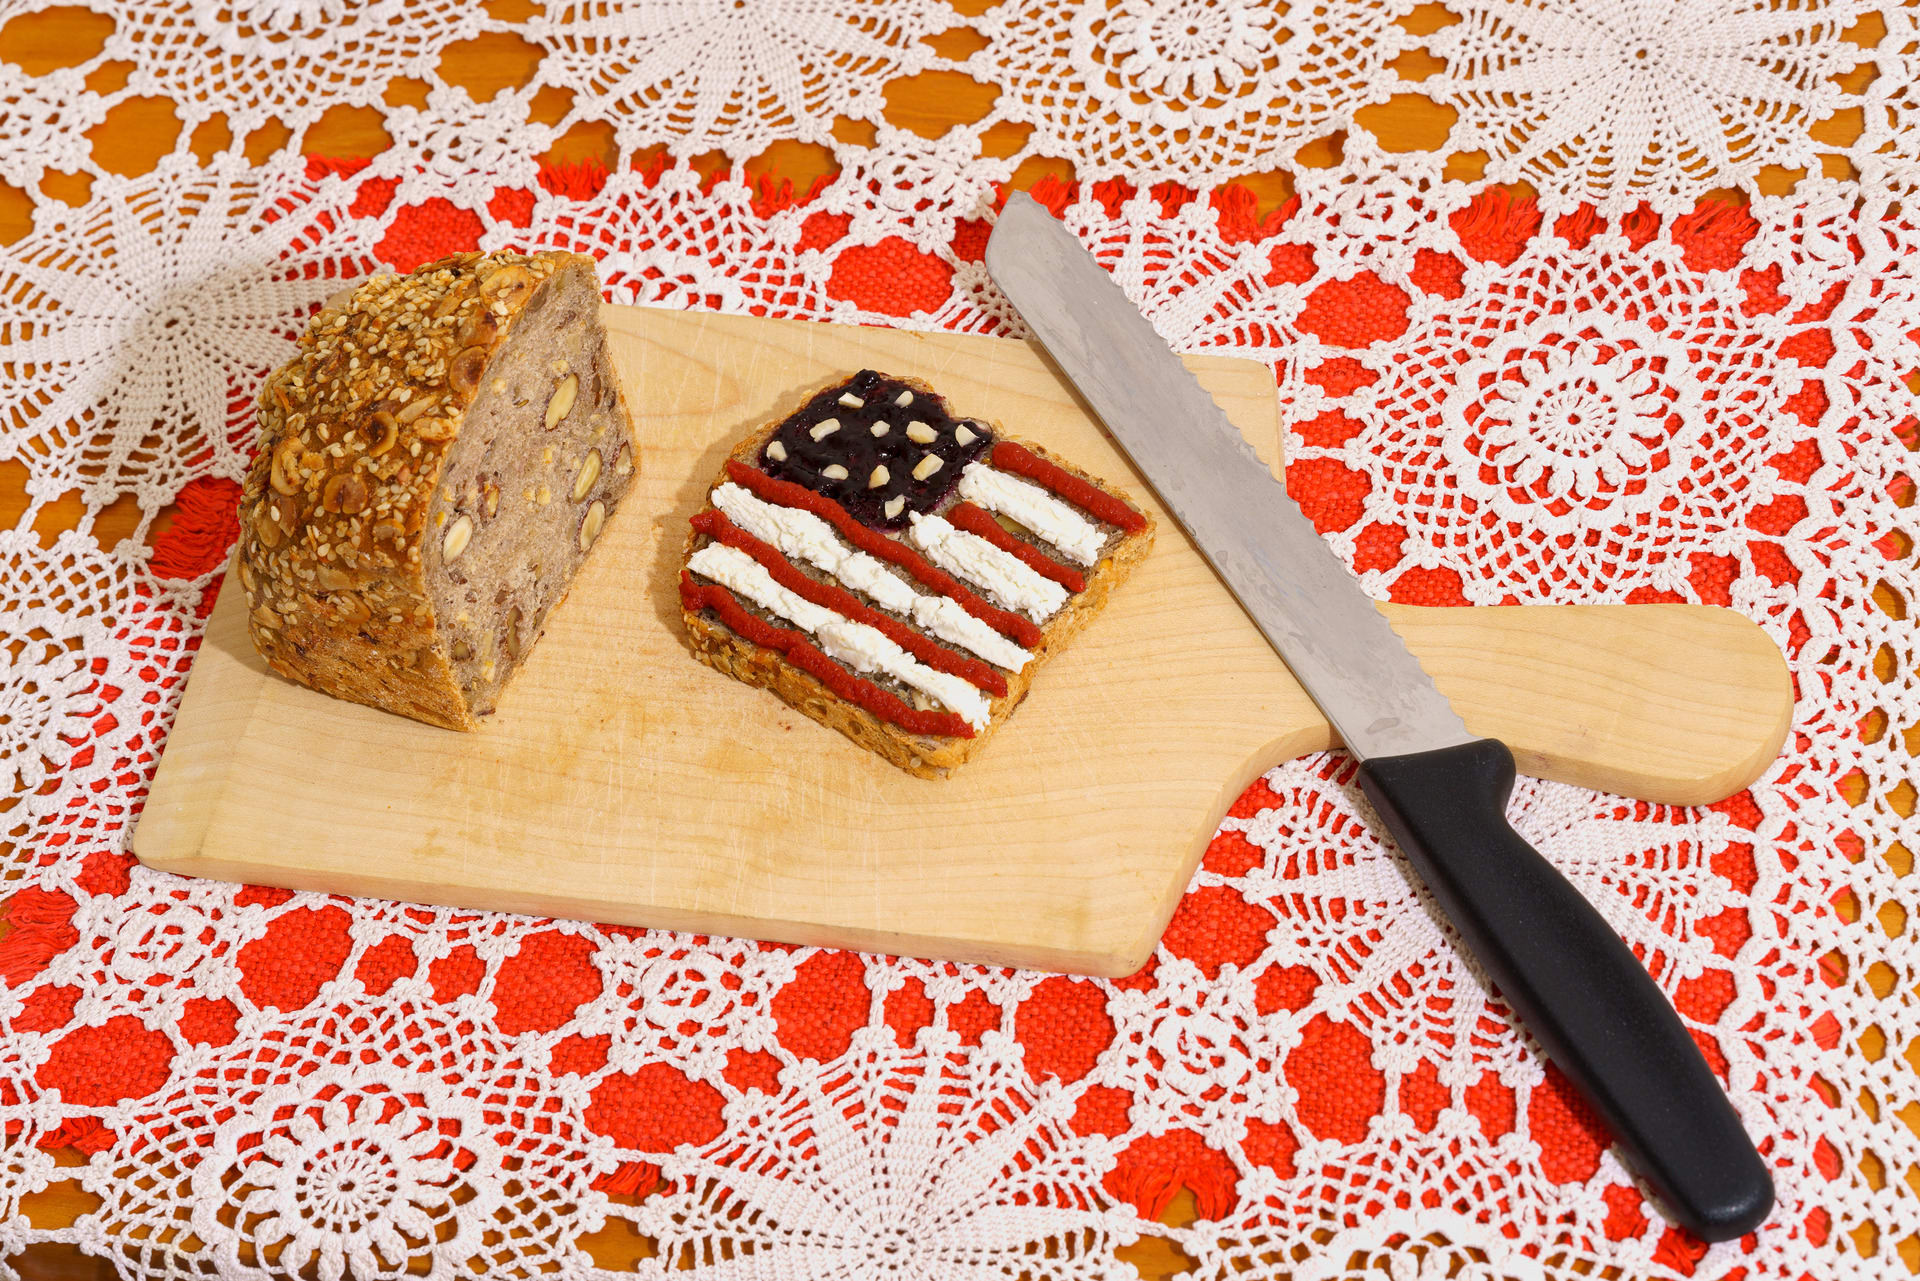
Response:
[680, 370, 1154, 778]
[237, 250, 638, 730]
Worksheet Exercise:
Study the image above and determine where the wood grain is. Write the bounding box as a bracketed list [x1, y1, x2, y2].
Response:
[131, 307, 1790, 978]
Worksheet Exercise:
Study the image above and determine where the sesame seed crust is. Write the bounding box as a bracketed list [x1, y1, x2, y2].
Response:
[236, 249, 592, 730]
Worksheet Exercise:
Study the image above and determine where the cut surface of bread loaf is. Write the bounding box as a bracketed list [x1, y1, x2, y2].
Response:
[679, 369, 1155, 778]
[238, 250, 638, 730]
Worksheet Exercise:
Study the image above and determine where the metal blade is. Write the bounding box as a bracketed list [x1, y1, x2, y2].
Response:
[984, 192, 1472, 761]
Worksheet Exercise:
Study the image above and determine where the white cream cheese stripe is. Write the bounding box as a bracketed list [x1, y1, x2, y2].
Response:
[908, 596, 1032, 672]
[906, 513, 1070, 623]
[711, 482, 919, 615]
[957, 462, 1107, 566]
[687, 543, 993, 731]
[710, 482, 1032, 672]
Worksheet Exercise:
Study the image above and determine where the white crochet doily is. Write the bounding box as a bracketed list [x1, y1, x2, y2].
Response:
[1, 2, 1915, 1279]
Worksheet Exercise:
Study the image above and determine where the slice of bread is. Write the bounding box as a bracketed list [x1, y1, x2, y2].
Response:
[679, 370, 1154, 778]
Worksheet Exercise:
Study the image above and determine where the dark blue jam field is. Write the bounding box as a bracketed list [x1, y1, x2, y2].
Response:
[757, 369, 995, 530]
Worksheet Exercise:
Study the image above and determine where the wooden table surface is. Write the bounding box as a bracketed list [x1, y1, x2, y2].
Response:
[0, 4, 1886, 1278]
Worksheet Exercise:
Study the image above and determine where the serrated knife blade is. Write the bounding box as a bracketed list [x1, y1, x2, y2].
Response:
[984, 191, 1773, 1244]
[984, 194, 1469, 761]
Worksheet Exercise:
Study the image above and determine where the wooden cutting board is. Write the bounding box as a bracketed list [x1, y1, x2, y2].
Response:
[133, 308, 1792, 976]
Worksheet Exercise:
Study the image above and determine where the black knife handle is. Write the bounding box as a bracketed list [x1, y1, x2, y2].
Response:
[1358, 739, 1773, 1243]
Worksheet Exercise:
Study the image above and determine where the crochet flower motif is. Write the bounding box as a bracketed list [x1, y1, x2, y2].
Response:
[983, 0, 1414, 179]
[531, 0, 948, 157]
[83, 1001, 608, 1281]
[188, 1074, 499, 1281]
[1095, 0, 1285, 103]
[639, 1034, 1133, 1276]
[1110, 961, 1295, 1134]
[827, 130, 1007, 249]
[1349, 243, 1803, 602]
[0, 624, 95, 799]
[0, 157, 377, 511]
[1439, 316, 1704, 528]
[59, 877, 258, 1025]
[0, 65, 107, 189]
[592, 935, 790, 1078]
[1428, 0, 1864, 212]
[379, 85, 556, 210]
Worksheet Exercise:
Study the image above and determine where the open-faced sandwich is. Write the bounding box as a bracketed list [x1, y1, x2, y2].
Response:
[680, 369, 1154, 778]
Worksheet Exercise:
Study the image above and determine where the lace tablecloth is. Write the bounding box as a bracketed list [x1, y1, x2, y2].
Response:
[2, 2, 1916, 1279]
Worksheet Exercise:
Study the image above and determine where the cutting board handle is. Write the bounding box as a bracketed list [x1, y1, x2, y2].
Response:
[1369, 602, 1790, 806]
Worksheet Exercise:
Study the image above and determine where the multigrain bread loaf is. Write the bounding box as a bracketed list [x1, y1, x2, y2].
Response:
[237, 250, 638, 730]
[679, 369, 1154, 778]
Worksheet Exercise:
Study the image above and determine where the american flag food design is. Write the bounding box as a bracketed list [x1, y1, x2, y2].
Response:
[679, 370, 1155, 778]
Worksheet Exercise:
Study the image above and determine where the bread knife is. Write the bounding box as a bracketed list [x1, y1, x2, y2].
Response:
[983, 192, 1774, 1242]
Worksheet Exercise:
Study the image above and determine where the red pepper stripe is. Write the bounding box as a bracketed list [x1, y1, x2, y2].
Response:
[990, 441, 1148, 534]
[723, 461, 1044, 648]
[945, 502, 1089, 593]
[680, 571, 975, 740]
[691, 510, 1010, 697]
